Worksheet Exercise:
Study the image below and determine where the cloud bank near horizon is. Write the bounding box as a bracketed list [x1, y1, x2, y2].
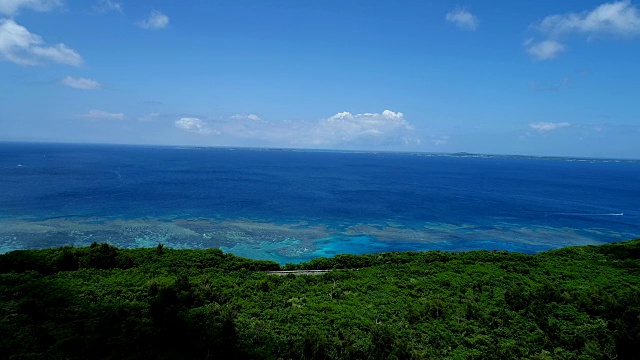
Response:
[529, 121, 572, 133]
[173, 110, 420, 148]
[77, 109, 125, 120]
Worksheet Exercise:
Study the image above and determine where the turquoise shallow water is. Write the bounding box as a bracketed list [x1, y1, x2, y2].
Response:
[1, 143, 639, 263]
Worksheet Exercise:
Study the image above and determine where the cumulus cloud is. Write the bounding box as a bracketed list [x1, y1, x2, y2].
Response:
[137, 10, 169, 30]
[0, 0, 61, 16]
[77, 110, 124, 120]
[231, 114, 263, 121]
[445, 8, 479, 30]
[316, 110, 412, 145]
[175, 117, 219, 135]
[535, 0, 640, 37]
[60, 76, 101, 90]
[0, 19, 83, 66]
[525, 39, 566, 60]
[139, 112, 160, 122]
[527, 1, 640, 60]
[94, 0, 122, 13]
[529, 122, 572, 133]
[313, 109, 417, 146]
[173, 110, 419, 148]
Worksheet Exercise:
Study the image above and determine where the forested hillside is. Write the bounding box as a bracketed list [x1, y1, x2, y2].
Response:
[1, 240, 639, 359]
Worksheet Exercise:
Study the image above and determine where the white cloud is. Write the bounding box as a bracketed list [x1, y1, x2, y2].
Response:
[529, 122, 572, 133]
[173, 110, 419, 148]
[94, 0, 122, 13]
[77, 109, 124, 120]
[291, 110, 413, 147]
[432, 136, 449, 145]
[139, 112, 160, 122]
[445, 8, 479, 30]
[30, 44, 82, 65]
[0, 0, 61, 16]
[328, 110, 404, 124]
[231, 114, 263, 121]
[535, 0, 640, 37]
[175, 117, 218, 135]
[0, 19, 83, 66]
[525, 39, 566, 60]
[527, 1, 640, 60]
[137, 10, 169, 30]
[60, 76, 101, 90]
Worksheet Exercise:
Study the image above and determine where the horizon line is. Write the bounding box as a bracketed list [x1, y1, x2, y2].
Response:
[1, 139, 639, 162]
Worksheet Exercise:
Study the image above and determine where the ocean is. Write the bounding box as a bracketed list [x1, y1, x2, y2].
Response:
[1, 142, 639, 264]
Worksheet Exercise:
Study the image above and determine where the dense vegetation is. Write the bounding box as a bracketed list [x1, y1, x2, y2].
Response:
[1, 240, 639, 359]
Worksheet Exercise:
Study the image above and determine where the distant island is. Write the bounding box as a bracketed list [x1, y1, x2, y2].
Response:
[1, 240, 639, 359]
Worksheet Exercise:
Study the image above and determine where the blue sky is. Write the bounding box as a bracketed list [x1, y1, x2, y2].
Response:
[1, 0, 639, 158]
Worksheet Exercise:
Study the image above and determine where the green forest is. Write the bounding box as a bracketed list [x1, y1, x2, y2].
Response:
[1, 240, 639, 360]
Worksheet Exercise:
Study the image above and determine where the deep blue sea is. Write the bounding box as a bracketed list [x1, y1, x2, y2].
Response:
[1, 142, 639, 264]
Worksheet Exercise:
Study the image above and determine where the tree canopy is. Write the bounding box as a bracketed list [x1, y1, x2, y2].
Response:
[1, 239, 639, 359]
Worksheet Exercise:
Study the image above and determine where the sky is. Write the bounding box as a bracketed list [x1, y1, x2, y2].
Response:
[1, 0, 639, 158]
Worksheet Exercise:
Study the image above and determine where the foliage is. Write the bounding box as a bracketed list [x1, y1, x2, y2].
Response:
[1, 240, 640, 359]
